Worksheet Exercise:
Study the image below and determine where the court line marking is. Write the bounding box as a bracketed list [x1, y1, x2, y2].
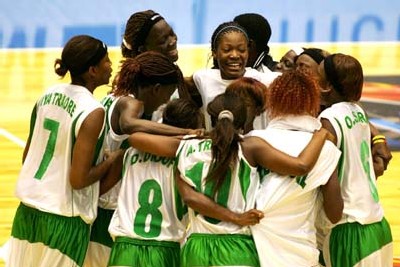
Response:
[0, 128, 25, 148]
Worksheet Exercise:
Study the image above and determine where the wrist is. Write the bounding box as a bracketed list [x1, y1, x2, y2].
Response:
[372, 135, 386, 146]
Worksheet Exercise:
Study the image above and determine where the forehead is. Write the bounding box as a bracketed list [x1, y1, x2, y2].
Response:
[296, 54, 319, 67]
[148, 20, 172, 37]
[283, 50, 297, 61]
[217, 31, 248, 46]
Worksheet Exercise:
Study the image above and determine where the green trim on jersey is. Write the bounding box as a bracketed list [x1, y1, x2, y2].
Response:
[238, 159, 251, 201]
[11, 202, 90, 266]
[174, 146, 187, 221]
[70, 111, 83, 162]
[92, 124, 105, 165]
[329, 217, 392, 266]
[334, 117, 346, 184]
[27, 103, 38, 149]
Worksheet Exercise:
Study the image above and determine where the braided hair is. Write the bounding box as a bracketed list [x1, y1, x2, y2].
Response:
[114, 51, 184, 97]
[267, 69, 320, 119]
[122, 10, 161, 58]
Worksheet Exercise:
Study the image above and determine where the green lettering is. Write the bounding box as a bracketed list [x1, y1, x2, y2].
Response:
[357, 112, 366, 123]
[345, 116, 353, 129]
[186, 145, 195, 157]
[130, 154, 139, 165]
[43, 93, 52, 105]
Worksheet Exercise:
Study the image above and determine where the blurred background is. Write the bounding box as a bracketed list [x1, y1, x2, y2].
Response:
[0, 0, 399, 265]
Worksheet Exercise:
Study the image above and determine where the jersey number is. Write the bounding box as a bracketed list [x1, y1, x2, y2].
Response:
[360, 140, 379, 202]
[133, 180, 163, 238]
[34, 118, 59, 179]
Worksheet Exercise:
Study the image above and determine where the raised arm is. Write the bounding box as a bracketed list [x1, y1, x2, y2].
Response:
[176, 171, 263, 226]
[128, 132, 182, 157]
[244, 128, 331, 176]
[116, 96, 195, 136]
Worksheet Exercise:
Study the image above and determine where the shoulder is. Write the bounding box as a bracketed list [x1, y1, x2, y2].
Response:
[193, 68, 220, 80]
[244, 68, 280, 86]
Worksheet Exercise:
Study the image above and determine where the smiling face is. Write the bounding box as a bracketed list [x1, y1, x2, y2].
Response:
[144, 19, 178, 62]
[213, 31, 248, 80]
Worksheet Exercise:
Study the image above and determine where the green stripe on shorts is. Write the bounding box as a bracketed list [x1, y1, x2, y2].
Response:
[329, 217, 392, 266]
[108, 236, 180, 267]
[181, 233, 260, 267]
[11, 202, 90, 266]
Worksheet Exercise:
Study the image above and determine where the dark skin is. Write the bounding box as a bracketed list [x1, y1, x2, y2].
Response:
[140, 19, 178, 62]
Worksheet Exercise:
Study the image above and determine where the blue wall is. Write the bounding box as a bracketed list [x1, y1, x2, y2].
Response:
[1, 0, 399, 48]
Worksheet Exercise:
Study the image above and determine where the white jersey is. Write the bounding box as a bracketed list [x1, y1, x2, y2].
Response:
[15, 84, 104, 224]
[249, 116, 341, 267]
[96, 94, 131, 210]
[193, 67, 280, 130]
[319, 102, 384, 225]
[176, 138, 260, 236]
[108, 148, 186, 242]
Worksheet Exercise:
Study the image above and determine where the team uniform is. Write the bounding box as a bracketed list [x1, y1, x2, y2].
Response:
[193, 67, 280, 130]
[176, 138, 260, 267]
[248, 116, 341, 267]
[107, 146, 187, 267]
[84, 94, 131, 267]
[319, 102, 393, 267]
[7, 84, 104, 267]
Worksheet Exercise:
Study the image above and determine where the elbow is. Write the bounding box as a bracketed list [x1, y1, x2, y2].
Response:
[69, 175, 89, 190]
[326, 202, 344, 224]
[120, 121, 136, 135]
[70, 180, 86, 190]
[293, 163, 312, 176]
[180, 193, 196, 207]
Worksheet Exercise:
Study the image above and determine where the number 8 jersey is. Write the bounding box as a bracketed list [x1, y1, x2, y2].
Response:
[108, 147, 187, 242]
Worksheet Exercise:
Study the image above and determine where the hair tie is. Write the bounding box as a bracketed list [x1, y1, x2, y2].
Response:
[324, 54, 344, 95]
[122, 37, 132, 50]
[134, 14, 164, 48]
[300, 49, 325, 64]
[218, 110, 234, 122]
[212, 25, 248, 50]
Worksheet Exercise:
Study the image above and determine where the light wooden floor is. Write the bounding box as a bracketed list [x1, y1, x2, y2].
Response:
[0, 45, 399, 266]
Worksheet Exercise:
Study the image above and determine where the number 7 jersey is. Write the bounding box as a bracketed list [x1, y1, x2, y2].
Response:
[15, 84, 104, 224]
[108, 147, 187, 242]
